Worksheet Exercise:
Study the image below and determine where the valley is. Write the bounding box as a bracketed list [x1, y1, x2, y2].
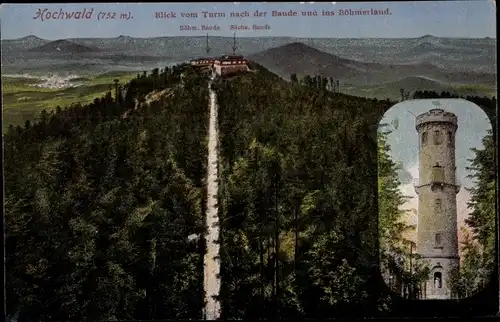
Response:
[2, 34, 496, 134]
[2, 71, 137, 131]
[3, 34, 495, 130]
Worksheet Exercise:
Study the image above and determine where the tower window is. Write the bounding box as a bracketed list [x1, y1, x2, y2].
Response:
[435, 233, 442, 246]
[431, 163, 445, 184]
[433, 272, 442, 289]
[447, 131, 453, 147]
[433, 130, 443, 145]
[434, 199, 442, 212]
[421, 132, 427, 144]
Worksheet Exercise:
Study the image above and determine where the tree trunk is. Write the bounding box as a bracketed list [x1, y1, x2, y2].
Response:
[294, 200, 300, 317]
[294, 201, 299, 272]
[270, 235, 275, 310]
[274, 176, 280, 318]
[259, 238, 265, 319]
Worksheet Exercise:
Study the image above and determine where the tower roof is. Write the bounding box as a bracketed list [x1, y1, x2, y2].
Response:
[416, 108, 458, 131]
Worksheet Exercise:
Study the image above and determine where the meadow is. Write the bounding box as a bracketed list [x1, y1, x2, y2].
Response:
[2, 71, 137, 131]
[342, 78, 496, 101]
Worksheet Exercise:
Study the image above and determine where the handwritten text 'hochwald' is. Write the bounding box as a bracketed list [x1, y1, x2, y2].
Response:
[33, 8, 134, 21]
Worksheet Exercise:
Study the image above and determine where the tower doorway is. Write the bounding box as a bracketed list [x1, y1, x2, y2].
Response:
[433, 272, 442, 289]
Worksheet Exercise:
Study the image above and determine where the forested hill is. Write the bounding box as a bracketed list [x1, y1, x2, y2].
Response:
[4, 61, 497, 320]
[5, 65, 211, 321]
[212, 65, 497, 318]
[213, 66, 395, 318]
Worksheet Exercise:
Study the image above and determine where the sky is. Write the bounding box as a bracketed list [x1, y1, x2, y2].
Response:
[379, 99, 493, 245]
[0, 1, 496, 39]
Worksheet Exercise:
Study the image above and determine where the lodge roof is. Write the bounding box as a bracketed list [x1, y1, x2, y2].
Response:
[221, 54, 244, 59]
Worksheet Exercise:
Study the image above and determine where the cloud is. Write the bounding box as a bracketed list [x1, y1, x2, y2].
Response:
[397, 167, 413, 185]
[399, 162, 418, 198]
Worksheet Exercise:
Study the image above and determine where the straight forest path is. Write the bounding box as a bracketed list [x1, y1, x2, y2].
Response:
[203, 80, 221, 320]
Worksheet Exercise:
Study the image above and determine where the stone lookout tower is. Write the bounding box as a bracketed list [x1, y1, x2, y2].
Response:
[414, 107, 460, 300]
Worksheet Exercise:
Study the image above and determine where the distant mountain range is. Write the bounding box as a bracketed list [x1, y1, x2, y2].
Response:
[27, 39, 100, 54]
[248, 42, 496, 87]
[1, 35, 496, 99]
[2, 34, 496, 61]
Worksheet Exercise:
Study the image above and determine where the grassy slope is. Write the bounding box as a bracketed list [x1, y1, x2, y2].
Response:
[2, 71, 137, 131]
[343, 78, 496, 101]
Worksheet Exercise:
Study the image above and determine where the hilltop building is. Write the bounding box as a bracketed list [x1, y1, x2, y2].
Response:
[414, 108, 460, 300]
[189, 32, 249, 77]
[190, 55, 249, 76]
[214, 55, 249, 76]
[190, 57, 217, 68]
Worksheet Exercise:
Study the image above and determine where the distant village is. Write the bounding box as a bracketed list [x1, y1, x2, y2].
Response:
[4, 73, 84, 89]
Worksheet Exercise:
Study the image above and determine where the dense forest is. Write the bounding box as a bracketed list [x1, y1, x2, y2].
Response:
[5, 65, 210, 320]
[215, 67, 391, 318]
[4, 61, 497, 320]
[214, 67, 497, 318]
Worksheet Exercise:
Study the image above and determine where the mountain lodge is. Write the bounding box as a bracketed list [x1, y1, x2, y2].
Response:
[190, 55, 249, 76]
[189, 33, 250, 77]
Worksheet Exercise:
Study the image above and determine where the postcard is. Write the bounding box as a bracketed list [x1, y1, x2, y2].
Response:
[2, 1, 497, 320]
